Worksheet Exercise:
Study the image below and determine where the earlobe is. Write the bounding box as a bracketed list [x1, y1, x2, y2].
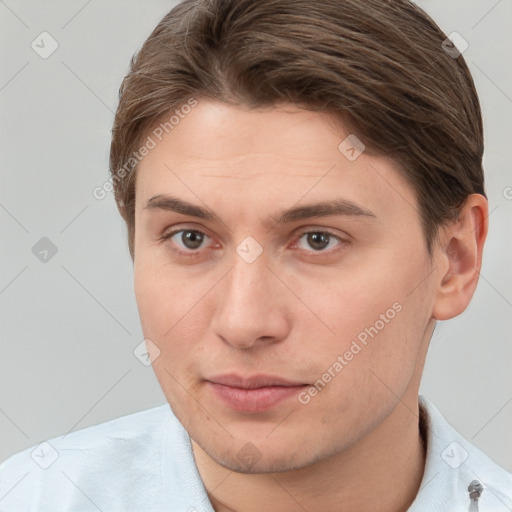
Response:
[432, 194, 488, 321]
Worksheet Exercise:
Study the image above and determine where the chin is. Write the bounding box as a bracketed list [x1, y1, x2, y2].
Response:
[198, 434, 330, 475]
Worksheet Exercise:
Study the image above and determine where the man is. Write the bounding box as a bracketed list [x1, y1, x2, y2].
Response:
[1, 0, 510, 510]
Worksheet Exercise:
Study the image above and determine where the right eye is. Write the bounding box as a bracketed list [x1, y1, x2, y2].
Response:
[161, 229, 213, 255]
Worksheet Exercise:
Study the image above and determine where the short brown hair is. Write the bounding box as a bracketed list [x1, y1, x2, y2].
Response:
[110, 0, 485, 260]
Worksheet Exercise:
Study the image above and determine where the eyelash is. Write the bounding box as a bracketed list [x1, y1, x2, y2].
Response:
[159, 227, 348, 258]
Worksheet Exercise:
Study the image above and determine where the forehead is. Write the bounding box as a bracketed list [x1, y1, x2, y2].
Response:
[146, 101, 344, 169]
[135, 100, 417, 220]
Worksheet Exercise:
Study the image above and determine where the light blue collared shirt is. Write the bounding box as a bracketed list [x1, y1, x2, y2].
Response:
[0, 395, 510, 511]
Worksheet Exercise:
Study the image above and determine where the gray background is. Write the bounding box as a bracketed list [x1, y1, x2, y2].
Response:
[1, 0, 511, 471]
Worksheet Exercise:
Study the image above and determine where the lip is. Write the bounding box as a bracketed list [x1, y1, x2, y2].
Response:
[206, 373, 309, 413]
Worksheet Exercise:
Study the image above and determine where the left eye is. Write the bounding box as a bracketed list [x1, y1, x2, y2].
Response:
[295, 231, 343, 252]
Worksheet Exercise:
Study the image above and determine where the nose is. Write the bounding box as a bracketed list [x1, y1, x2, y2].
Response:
[210, 250, 291, 349]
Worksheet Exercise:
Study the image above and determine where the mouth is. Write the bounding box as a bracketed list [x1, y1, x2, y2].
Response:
[206, 373, 310, 413]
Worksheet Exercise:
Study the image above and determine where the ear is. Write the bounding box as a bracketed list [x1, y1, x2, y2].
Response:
[432, 194, 488, 321]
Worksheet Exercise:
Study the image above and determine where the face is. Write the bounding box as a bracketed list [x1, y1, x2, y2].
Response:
[133, 100, 438, 473]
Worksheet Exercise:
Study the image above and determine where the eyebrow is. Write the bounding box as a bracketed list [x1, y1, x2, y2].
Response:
[143, 194, 376, 224]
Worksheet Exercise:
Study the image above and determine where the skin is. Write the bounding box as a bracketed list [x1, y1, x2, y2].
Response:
[133, 100, 488, 512]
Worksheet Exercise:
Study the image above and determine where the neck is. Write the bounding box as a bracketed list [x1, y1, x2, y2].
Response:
[192, 391, 427, 512]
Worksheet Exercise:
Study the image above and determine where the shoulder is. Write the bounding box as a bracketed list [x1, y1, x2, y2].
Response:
[410, 395, 512, 511]
[0, 404, 176, 512]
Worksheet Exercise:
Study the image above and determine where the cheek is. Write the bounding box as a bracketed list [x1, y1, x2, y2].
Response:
[299, 256, 432, 390]
[134, 256, 202, 337]
[133, 257, 217, 391]
[134, 261, 208, 416]
[134, 262, 163, 338]
[292, 286, 428, 443]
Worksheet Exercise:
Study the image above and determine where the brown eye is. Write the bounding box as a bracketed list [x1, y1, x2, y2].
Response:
[179, 230, 205, 250]
[296, 231, 343, 252]
[163, 229, 210, 252]
[305, 232, 331, 251]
